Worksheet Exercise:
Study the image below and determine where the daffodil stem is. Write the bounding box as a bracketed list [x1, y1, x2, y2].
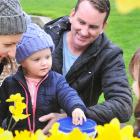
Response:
[7, 116, 13, 130]
[11, 121, 17, 130]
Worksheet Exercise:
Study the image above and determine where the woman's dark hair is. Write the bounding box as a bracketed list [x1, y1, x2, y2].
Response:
[75, 0, 110, 23]
[129, 48, 140, 94]
[129, 48, 140, 137]
[1, 57, 14, 74]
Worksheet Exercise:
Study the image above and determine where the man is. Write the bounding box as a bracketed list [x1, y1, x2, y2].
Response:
[40, 0, 132, 133]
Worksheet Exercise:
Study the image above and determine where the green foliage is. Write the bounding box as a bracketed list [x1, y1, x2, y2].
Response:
[20, 0, 140, 70]
[21, 0, 77, 18]
[107, 2, 140, 70]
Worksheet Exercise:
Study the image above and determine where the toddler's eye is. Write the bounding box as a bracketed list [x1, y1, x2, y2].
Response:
[34, 58, 40, 61]
[46, 55, 50, 59]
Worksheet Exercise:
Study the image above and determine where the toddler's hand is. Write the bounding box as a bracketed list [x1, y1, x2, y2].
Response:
[72, 108, 86, 125]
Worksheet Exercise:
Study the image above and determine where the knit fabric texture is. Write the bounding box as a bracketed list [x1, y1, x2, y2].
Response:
[0, 0, 29, 34]
[16, 23, 54, 63]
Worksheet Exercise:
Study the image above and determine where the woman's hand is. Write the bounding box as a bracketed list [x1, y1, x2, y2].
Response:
[39, 113, 67, 134]
[72, 108, 86, 125]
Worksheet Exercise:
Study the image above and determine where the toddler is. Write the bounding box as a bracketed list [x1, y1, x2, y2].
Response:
[0, 23, 86, 132]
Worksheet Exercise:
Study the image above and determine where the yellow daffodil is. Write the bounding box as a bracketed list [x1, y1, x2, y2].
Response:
[48, 122, 93, 140]
[8, 100, 29, 122]
[6, 93, 24, 103]
[133, 137, 140, 140]
[1, 116, 140, 139]
[95, 118, 139, 140]
[115, 0, 140, 14]
[49, 123, 60, 135]
[9, 103, 26, 114]
[0, 128, 4, 134]
[0, 130, 13, 140]
[68, 128, 93, 140]
[48, 123, 65, 140]
[14, 130, 46, 140]
[12, 111, 29, 122]
[31, 129, 46, 140]
[6, 93, 30, 130]
[14, 130, 31, 140]
[95, 118, 121, 140]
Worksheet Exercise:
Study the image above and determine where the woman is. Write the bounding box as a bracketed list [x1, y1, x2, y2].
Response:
[0, 0, 29, 75]
[129, 48, 140, 137]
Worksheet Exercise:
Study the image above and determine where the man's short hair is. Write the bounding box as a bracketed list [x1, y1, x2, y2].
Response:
[75, 0, 110, 23]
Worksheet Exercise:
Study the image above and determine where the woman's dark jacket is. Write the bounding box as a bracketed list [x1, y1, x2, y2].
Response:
[44, 16, 133, 124]
[0, 67, 86, 131]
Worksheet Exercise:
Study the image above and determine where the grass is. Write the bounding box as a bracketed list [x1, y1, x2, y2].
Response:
[107, 2, 140, 70]
[20, 0, 77, 18]
[21, 0, 140, 125]
[20, 0, 140, 71]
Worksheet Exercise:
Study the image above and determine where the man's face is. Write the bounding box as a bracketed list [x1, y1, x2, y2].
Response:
[69, 0, 107, 49]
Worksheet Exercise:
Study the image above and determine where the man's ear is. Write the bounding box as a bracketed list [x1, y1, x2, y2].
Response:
[69, 8, 76, 23]
[70, 8, 76, 17]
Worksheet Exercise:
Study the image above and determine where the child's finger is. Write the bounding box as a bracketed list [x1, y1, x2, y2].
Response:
[79, 116, 83, 125]
[72, 108, 87, 125]
[83, 114, 87, 122]
[79, 112, 87, 125]
[72, 112, 78, 125]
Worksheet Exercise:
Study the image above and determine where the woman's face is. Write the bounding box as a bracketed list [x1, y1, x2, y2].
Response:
[0, 34, 22, 61]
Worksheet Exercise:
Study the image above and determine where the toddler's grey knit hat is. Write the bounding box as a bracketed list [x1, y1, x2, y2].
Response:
[16, 23, 54, 63]
[0, 0, 28, 35]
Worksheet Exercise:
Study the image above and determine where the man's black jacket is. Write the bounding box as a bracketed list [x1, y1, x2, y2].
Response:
[44, 16, 133, 124]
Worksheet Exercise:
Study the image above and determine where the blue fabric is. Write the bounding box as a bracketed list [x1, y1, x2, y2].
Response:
[44, 16, 132, 124]
[138, 131, 140, 138]
[0, 67, 86, 131]
[16, 23, 54, 63]
[62, 32, 78, 76]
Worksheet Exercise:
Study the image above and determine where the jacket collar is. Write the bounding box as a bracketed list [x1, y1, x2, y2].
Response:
[45, 16, 110, 57]
[44, 16, 70, 36]
[13, 66, 28, 87]
[45, 16, 110, 77]
[13, 66, 51, 87]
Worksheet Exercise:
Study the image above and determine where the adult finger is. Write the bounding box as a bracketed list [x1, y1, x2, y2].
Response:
[39, 113, 55, 122]
[42, 118, 56, 134]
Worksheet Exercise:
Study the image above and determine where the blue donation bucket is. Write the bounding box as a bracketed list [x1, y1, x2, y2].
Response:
[57, 117, 97, 137]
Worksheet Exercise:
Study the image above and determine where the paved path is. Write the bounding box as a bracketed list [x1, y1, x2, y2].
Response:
[31, 15, 52, 28]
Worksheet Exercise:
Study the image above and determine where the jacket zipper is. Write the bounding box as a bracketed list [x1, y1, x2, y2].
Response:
[18, 74, 48, 132]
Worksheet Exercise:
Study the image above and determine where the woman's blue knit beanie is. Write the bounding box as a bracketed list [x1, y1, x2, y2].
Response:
[16, 23, 54, 63]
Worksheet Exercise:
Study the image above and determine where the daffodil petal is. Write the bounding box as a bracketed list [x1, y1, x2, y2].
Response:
[115, 0, 140, 14]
